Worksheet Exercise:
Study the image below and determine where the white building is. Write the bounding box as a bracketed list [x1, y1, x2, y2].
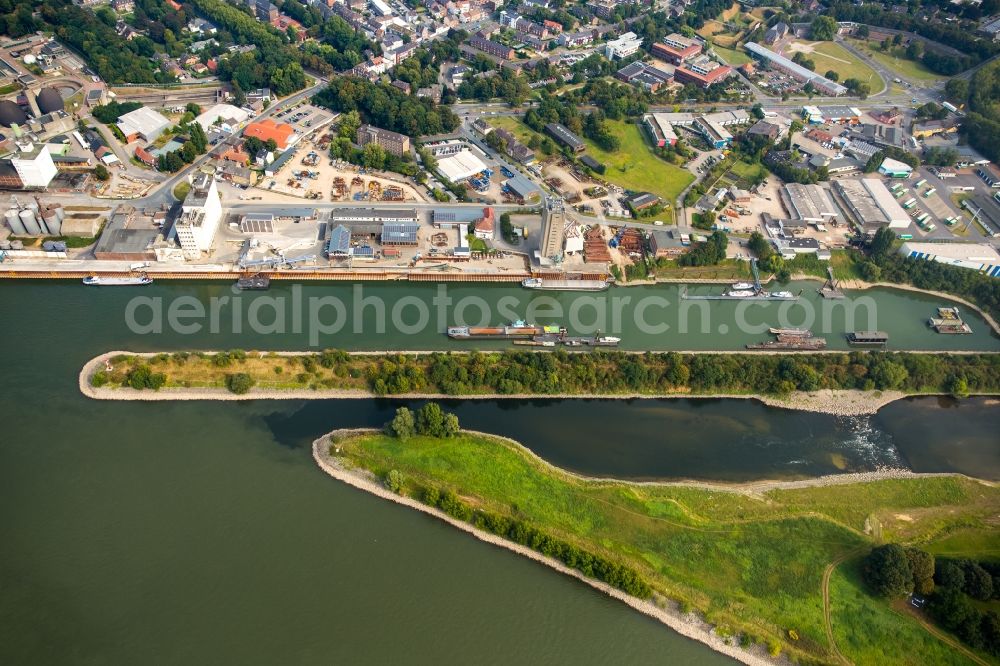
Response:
[900, 242, 1000, 276]
[604, 31, 643, 60]
[10, 142, 57, 188]
[194, 103, 250, 132]
[172, 174, 222, 258]
[117, 106, 171, 143]
[436, 149, 489, 182]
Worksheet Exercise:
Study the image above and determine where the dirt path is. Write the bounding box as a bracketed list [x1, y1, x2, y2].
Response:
[822, 549, 866, 665]
[894, 603, 992, 666]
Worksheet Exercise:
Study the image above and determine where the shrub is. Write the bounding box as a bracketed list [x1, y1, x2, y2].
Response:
[125, 365, 166, 390]
[385, 469, 404, 493]
[90, 371, 109, 387]
[225, 373, 255, 394]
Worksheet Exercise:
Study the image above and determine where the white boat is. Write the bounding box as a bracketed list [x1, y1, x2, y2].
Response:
[522, 277, 610, 292]
[725, 289, 755, 298]
[82, 275, 153, 286]
[768, 291, 795, 299]
[731, 282, 754, 290]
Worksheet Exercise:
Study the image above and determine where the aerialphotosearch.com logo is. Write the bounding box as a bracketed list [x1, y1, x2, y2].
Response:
[123, 284, 879, 346]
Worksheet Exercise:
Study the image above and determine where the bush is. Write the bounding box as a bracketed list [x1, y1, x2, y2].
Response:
[385, 469, 404, 493]
[90, 371, 109, 387]
[225, 373, 255, 394]
[125, 365, 166, 390]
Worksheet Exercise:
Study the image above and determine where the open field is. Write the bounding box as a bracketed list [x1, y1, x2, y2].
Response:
[712, 43, 752, 66]
[492, 115, 544, 147]
[331, 428, 1000, 665]
[785, 40, 880, 87]
[580, 120, 694, 208]
[847, 39, 948, 84]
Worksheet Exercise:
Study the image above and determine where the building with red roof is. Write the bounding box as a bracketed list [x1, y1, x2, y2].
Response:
[243, 118, 296, 150]
[674, 58, 732, 89]
[651, 34, 702, 65]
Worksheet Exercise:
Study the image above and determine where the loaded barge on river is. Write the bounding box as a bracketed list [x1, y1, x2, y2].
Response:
[447, 321, 620, 347]
[748, 329, 827, 350]
[928, 307, 972, 334]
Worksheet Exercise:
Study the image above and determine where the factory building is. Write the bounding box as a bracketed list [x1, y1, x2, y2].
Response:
[544, 122, 585, 153]
[116, 106, 171, 143]
[540, 196, 566, 260]
[171, 174, 222, 257]
[899, 242, 1000, 276]
[784, 183, 839, 224]
[834, 178, 910, 230]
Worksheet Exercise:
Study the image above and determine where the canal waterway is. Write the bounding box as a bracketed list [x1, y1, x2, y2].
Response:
[1, 280, 997, 664]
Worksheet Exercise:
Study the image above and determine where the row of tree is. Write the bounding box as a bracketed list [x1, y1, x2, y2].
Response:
[357, 348, 1000, 398]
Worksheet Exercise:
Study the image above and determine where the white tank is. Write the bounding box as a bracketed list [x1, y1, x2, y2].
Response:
[19, 208, 41, 235]
[22, 54, 36, 65]
[5, 208, 26, 235]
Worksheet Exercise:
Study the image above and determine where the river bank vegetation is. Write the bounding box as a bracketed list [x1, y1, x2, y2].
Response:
[88, 349, 1000, 399]
[327, 414, 1000, 665]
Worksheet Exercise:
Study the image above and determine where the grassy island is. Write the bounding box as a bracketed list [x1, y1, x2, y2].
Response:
[84, 350, 1000, 414]
[319, 424, 1000, 666]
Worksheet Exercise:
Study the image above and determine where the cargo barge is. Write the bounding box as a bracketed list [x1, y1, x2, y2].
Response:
[746, 337, 827, 350]
[928, 307, 972, 334]
[82, 275, 152, 286]
[748, 328, 825, 350]
[522, 277, 611, 292]
[447, 321, 556, 339]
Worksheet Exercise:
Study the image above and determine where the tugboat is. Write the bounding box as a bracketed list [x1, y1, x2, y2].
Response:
[236, 273, 270, 290]
[82, 274, 153, 286]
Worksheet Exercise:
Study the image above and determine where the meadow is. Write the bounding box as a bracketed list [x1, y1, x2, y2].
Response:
[334, 429, 1000, 665]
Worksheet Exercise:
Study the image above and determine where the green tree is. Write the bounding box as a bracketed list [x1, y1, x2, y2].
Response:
[93, 164, 110, 181]
[362, 143, 386, 170]
[864, 544, 914, 598]
[869, 226, 895, 260]
[811, 16, 838, 41]
[338, 110, 361, 140]
[385, 469, 404, 493]
[870, 360, 909, 390]
[416, 402, 445, 436]
[906, 548, 936, 596]
[945, 78, 968, 104]
[387, 406, 416, 441]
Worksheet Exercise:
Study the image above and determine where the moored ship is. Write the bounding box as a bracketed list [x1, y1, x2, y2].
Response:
[928, 307, 972, 334]
[82, 275, 153, 286]
[522, 277, 611, 292]
[847, 331, 889, 346]
[236, 274, 271, 291]
[746, 337, 827, 350]
[447, 320, 552, 339]
[768, 327, 812, 337]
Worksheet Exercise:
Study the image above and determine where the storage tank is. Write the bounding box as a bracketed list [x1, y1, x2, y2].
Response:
[41, 207, 61, 235]
[19, 208, 41, 235]
[22, 54, 36, 65]
[5, 208, 26, 235]
[36, 87, 64, 114]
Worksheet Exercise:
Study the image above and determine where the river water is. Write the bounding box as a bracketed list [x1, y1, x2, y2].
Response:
[1, 281, 997, 664]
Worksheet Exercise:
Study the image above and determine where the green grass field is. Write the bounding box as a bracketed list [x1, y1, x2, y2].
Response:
[830, 559, 976, 665]
[334, 429, 1000, 665]
[847, 39, 948, 84]
[580, 120, 694, 206]
[712, 43, 752, 66]
[788, 40, 880, 88]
